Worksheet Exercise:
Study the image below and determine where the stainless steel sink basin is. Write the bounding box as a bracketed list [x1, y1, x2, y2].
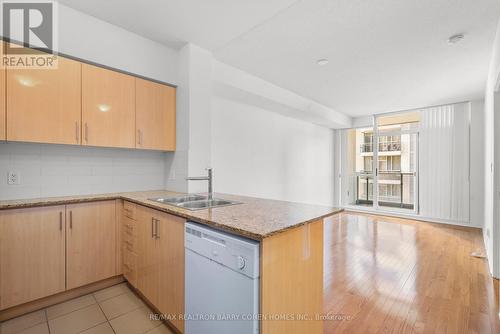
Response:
[177, 199, 238, 210]
[151, 195, 207, 204]
[148, 196, 241, 210]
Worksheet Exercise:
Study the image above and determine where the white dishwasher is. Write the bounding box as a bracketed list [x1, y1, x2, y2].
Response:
[185, 221, 260, 334]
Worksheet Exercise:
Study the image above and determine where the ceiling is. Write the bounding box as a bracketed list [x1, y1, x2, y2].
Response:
[57, 0, 500, 117]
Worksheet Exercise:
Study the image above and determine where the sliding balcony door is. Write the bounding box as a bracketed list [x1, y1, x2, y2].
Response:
[342, 127, 375, 209]
[343, 112, 419, 214]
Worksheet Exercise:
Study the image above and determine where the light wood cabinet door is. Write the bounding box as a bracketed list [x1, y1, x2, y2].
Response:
[0, 206, 66, 310]
[66, 201, 116, 290]
[0, 42, 5, 140]
[134, 205, 185, 332]
[82, 64, 135, 148]
[6, 56, 81, 144]
[136, 205, 160, 306]
[136, 78, 176, 151]
[158, 212, 185, 332]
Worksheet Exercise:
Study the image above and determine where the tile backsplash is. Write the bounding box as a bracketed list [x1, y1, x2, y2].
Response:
[0, 142, 168, 200]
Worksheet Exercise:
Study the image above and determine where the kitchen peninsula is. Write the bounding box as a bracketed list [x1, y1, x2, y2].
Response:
[0, 190, 342, 334]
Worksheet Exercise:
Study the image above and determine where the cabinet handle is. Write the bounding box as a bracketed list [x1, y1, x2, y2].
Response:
[151, 218, 155, 238]
[59, 212, 62, 231]
[75, 122, 79, 143]
[155, 219, 160, 239]
[84, 123, 88, 143]
[137, 129, 142, 145]
[70, 211, 73, 229]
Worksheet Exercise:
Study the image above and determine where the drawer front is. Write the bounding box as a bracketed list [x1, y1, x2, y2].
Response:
[123, 201, 137, 220]
[123, 249, 137, 287]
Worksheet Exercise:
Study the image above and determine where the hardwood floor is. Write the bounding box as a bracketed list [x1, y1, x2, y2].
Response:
[323, 212, 500, 334]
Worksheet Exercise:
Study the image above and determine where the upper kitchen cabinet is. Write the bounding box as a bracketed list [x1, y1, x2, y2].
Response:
[136, 78, 176, 151]
[82, 64, 135, 148]
[6, 56, 81, 145]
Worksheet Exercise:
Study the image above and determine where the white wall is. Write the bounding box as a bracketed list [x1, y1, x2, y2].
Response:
[210, 59, 346, 206]
[211, 97, 335, 206]
[470, 100, 485, 228]
[0, 142, 166, 200]
[186, 45, 213, 191]
[483, 18, 500, 277]
[165, 44, 213, 194]
[166, 48, 345, 204]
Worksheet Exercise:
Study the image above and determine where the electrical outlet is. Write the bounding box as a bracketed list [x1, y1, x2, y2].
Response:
[169, 170, 176, 180]
[7, 171, 20, 185]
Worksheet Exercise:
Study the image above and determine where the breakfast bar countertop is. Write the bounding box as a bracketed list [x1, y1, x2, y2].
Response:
[0, 190, 343, 240]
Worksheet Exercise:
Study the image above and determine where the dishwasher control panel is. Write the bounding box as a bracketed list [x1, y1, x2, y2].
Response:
[185, 222, 260, 279]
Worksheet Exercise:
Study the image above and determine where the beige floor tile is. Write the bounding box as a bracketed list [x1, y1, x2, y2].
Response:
[48, 304, 106, 334]
[79, 322, 115, 334]
[99, 292, 146, 320]
[46, 294, 96, 320]
[144, 324, 174, 334]
[16, 323, 49, 334]
[0, 310, 46, 334]
[109, 307, 162, 334]
[93, 283, 131, 302]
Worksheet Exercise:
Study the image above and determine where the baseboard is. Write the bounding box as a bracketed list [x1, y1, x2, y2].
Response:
[0, 275, 125, 322]
[343, 207, 482, 230]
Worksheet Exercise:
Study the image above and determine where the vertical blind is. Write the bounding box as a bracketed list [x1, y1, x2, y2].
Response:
[419, 103, 470, 222]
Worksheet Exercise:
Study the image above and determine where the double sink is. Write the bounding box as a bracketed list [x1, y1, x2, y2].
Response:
[149, 195, 241, 211]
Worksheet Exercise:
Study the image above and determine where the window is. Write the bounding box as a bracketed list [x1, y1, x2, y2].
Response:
[343, 110, 419, 211]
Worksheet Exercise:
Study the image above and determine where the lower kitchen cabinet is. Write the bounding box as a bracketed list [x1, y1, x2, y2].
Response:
[134, 205, 185, 332]
[0, 199, 184, 324]
[158, 212, 185, 332]
[0, 206, 66, 310]
[136, 205, 161, 306]
[66, 201, 117, 290]
[122, 213, 138, 286]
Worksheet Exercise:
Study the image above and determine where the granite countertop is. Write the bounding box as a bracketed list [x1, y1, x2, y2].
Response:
[0, 190, 343, 240]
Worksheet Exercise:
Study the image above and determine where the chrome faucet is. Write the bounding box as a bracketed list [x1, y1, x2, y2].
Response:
[186, 168, 214, 200]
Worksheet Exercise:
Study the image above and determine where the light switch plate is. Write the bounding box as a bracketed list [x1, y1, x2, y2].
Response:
[7, 171, 20, 185]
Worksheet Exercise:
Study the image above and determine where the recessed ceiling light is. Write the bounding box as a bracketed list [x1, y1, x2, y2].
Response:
[447, 34, 465, 45]
[317, 59, 329, 66]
